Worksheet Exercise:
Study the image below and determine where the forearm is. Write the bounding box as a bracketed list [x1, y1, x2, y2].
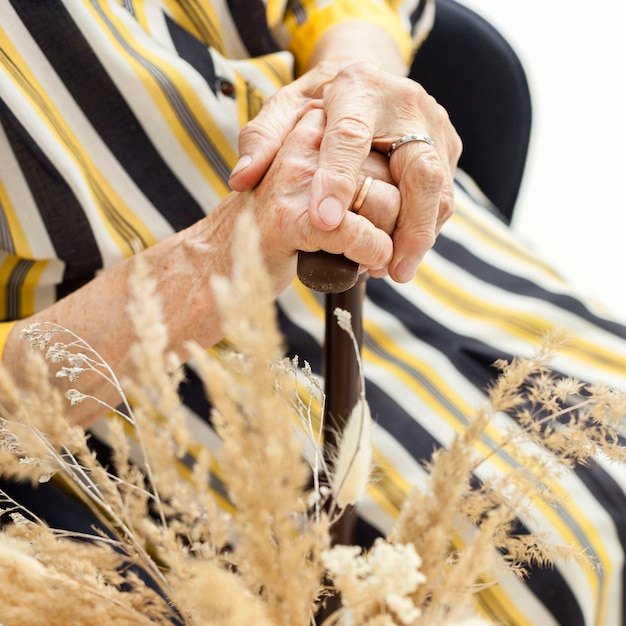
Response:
[2, 194, 250, 427]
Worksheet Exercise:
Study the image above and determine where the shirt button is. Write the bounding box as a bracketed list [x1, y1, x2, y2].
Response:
[218, 79, 235, 97]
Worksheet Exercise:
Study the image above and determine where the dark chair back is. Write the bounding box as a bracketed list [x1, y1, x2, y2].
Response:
[411, 0, 532, 223]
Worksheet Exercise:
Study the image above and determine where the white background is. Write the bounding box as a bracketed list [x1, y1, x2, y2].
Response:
[456, 0, 626, 318]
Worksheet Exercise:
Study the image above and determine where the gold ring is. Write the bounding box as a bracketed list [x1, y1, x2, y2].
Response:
[350, 175, 374, 213]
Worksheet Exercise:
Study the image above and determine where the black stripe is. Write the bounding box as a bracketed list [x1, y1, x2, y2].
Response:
[12, 0, 208, 233]
[6, 259, 34, 320]
[410, 0, 429, 31]
[166, 13, 220, 96]
[225, 0, 278, 57]
[522, 565, 585, 625]
[0, 100, 102, 295]
[435, 232, 626, 337]
[0, 200, 15, 254]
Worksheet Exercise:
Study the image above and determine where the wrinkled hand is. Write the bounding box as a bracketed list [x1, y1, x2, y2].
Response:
[245, 105, 400, 292]
[230, 61, 462, 283]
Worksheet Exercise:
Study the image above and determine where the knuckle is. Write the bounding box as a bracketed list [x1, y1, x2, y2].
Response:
[327, 115, 373, 145]
[337, 61, 378, 83]
[239, 118, 279, 149]
[406, 154, 446, 190]
[452, 131, 463, 157]
[440, 204, 454, 225]
[439, 190, 456, 224]
[410, 229, 437, 255]
[291, 120, 323, 147]
[351, 220, 388, 266]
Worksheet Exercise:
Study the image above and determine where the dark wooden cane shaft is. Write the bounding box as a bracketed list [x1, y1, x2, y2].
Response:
[297, 250, 365, 623]
[322, 276, 366, 545]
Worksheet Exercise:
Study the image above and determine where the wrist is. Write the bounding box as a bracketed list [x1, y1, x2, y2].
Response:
[305, 22, 408, 77]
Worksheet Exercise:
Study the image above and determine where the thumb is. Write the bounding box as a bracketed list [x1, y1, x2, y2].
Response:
[229, 95, 303, 191]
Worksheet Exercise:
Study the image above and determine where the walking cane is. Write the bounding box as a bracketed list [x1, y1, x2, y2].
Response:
[298, 250, 364, 622]
[298, 249, 363, 545]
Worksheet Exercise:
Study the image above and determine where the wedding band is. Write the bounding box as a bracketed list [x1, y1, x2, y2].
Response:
[387, 133, 435, 158]
[350, 175, 374, 213]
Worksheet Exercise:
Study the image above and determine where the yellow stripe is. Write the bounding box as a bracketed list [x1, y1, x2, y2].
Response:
[266, 0, 287, 30]
[364, 319, 478, 432]
[367, 450, 411, 517]
[161, 0, 225, 53]
[248, 54, 293, 91]
[416, 262, 626, 374]
[292, 280, 326, 321]
[0, 320, 16, 361]
[124, 0, 150, 32]
[454, 199, 564, 282]
[90, 1, 235, 193]
[283, 0, 413, 71]
[0, 229, 51, 318]
[176, 439, 235, 514]
[233, 72, 267, 127]
[0, 254, 19, 320]
[458, 556, 537, 626]
[0, 28, 156, 256]
[19, 260, 49, 318]
[475, 583, 535, 626]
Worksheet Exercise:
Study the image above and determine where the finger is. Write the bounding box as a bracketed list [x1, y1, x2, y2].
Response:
[387, 143, 446, 282]
[361, 149, 394, 184]
[229, 90, 305, 192]
[252, 106, 326, 258]
[308, 75, 378, 230]
[434, 181, 455, 233]
[309, 211, 394, 271]
[352, 178, 400, 236]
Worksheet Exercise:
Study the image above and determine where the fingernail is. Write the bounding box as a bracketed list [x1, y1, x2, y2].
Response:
[317, 197, 343, 227]
[230, 154, 252, 179]
[395, 258, 420, 282]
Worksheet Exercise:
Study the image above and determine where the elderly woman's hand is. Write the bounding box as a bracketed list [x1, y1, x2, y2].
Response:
[229, 61, 462, 283]
[248, 105, 401, 291]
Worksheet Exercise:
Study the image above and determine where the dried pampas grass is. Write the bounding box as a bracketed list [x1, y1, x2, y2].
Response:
[2, 208, 626, 625]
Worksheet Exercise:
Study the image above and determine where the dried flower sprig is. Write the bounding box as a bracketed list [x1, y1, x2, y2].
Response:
[321, 538, 426, 626]
[390, 330, 626, 624]
[329, 309, 373, 513]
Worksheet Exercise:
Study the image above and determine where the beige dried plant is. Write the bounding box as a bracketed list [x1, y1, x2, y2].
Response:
[390, 330, 626, 624]
[2, 208, 626, 625]
[185, 209, 328, 625]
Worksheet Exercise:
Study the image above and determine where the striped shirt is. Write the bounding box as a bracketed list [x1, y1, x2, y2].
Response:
[3, 2, 626, 625]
